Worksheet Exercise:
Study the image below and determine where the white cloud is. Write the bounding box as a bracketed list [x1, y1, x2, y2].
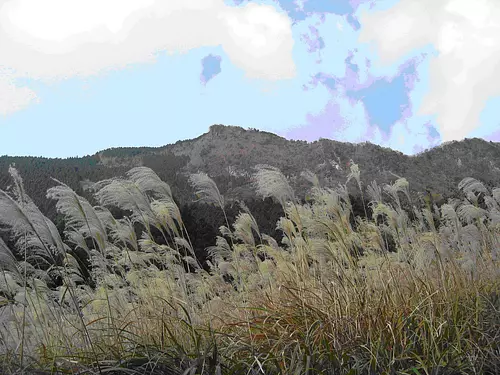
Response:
[0, 0, 295, 114]
[358, 0, 500, 142]
[0, 71, 38, 115]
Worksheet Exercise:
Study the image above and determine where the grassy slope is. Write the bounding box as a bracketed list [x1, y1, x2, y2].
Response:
[0, 164, 498, 374]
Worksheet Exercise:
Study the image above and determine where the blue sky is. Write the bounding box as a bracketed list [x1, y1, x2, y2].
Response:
[0, 0, 499, 158]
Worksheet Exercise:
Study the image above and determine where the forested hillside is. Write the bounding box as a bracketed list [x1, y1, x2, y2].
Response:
[2, 124, 500, 257]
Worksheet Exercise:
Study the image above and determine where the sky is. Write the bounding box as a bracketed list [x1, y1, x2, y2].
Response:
[0, 0, 499, 158]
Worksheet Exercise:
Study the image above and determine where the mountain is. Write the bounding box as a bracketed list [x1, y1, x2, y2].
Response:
[2, 124, 500, 256]
[82, 124, 500, 197]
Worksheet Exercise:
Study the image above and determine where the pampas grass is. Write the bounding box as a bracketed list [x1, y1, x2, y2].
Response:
[0, 164, 498, 375]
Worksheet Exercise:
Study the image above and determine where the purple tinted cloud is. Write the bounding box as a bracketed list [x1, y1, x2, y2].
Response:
[301, 25, 325, 56]
[283, 99, 344, 142]
[306, 72, 336, 92]
[285, 48, 433, 150]
[342, 55, 422, 132]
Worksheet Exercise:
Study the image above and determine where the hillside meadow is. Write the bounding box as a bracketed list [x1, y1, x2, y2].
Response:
[0, 164, 499, 374]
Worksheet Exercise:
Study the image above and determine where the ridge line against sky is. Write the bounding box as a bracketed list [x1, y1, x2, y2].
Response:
[0, 0, 499, 158]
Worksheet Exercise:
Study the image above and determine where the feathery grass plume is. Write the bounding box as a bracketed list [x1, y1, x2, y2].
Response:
[0, 237, 20, 275]
[188, 172, 224, 208]
[126, 166, 172, 200]
[261, 233, 279, 250]
[93, 205, 118, 230]
[311, 187, 351, 227]
[93, 178, 160, 238]
[188, 171, 231, 245]
[385, 177, 411, 210]
[150, 200, 181, 237]
[458, 177, 488, 197]
[218, 225, 234, 239]
[7, 165, 28, 203]
[371, 202, 399, 231]
[60, 253, 85, 287]
[233, 212, 260, 247]
[357, 219, 386, 253]
[346, 160, 361, 188]
[487, 207, 500, 226]
[0, 270, 22, 297]
[253, 164, 295, 208]
[0, 189, 67, 267]
[290, 203, 317, 237]
[457, 204, 486, 224]
[174, 237, 198, 266]
[300, 169, 320, 188]
[65, 229, 90, 255]
[441, 203, 459, 225]
[484, 195, 500, 212]
[394, 177, 411, 202]
[47, 180, 108, 252]
[283, 201, 307, 235]
[276, 217, 298, 247]
[335, 183, 351, 207]
[422, 208, 437, 233]
[366, 180, 383, 204]
[492, 188, 500, 204]
[108, 217, 138, 252]
[346, 160, 369, 218]
[206, 236, 232, 264]
[2, 165, 500, 374]
[413, 206, 425, 231]
[383, 181, 401, 209]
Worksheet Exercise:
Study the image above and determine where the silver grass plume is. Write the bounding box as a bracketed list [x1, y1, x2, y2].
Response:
[0, 169, 67, 265]
[94, 178, 158, 231]
[492, 188, 500, 205]
[0, 237, 20, 276]
[7, 166, 28, 203]
[457, 204, 486, 224]
[206, 236, 232, 264]
[371, 203, 399, 231]
[458, 177, 488, 197]
[126, 166, 172, 200]
[276, 217, 297, 245]
[300, 169, 320, 188]
[150, 200, 181, 237]
[47, 179, 108, 252]
[422, 208, 437, 233]
[94, 206, 118, 230]
[335, 183, 351, 208]
[367, 180, 383, 204]
[174, 237, 201, 268]
[261, 234, 280, 250]
[80, 179, 97, 192]
[384, 177, 411, 208]
[65, 230, 90, 254]
[484, 196, 500, 212]
[394, 177, 411, 203]
[188, 172, 224, 208]
[109, 217, 138, 252]
[219, 225, 234, 238]
[346, 160, 361, 191]
[253, 164, 295, 208]
[441, 204, 459, 224]
[413, 207, 425, 231]
[233, 212, 259, 247]
[384, 182, 401, 208]
[311, 187, 350, 224]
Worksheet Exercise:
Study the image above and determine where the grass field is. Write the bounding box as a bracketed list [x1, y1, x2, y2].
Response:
[0, 164, 499, 374]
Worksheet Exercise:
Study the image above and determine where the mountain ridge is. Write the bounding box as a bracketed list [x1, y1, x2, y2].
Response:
[2, 124, 500, 219]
